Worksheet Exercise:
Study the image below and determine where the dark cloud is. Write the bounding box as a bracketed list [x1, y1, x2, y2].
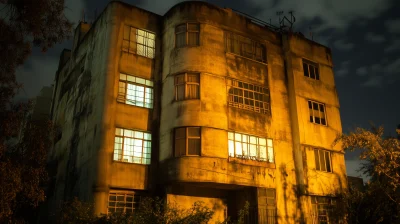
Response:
[365, 32, 386, 43]
[333, 39, 355, 51]
[385, 18, 400, 33]
[356, 66, 368, 76]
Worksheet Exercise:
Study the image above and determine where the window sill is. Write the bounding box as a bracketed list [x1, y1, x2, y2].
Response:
[225, 52, 267, 65]
[174, 45, 201, 49]
[310, 122, 328, 127]
[228, 157, 275, 168]
[116, 100, 154, 110]
[113, 160, 150, 166]
[314, 169, 333, 174]
[121, 49, 155, 59]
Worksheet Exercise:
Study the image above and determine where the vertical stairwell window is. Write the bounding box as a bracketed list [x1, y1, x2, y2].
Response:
[225, 31, 266, 63]
[122, 25, 155, 58]
[314, 149, 332, 172]
[308, 100, 327, 125]
[114, 128, 151, 165]
[118, 73, 153, 109]
[303, 59, 319, 80]
[175, 127, 201, 156]
[175, 73, 200, 101]
[175, 23, 200, 47]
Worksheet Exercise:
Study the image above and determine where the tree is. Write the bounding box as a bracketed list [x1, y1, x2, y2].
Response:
[0, 0, 72, 222]
[335, 126, 400, 223]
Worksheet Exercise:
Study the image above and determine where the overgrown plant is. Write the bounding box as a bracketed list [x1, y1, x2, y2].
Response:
[334, 126, 400, 223]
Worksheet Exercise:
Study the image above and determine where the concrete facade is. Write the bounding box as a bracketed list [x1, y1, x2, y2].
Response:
[48, 1, 347, 223]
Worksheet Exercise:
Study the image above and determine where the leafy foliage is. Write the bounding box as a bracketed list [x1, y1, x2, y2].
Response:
[58, 197, 251, 224]
[335, 126, 400, 223]
[0, 0, 72, 222]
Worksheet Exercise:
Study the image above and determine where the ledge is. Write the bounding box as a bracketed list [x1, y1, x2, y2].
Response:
[228, 157, 276, 169]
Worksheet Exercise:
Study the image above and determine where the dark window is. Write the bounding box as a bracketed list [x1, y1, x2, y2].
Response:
[314, 149, 332, 172]
[257, 188, 277, 224]
[311, 196, 336, 224]
[303, 59, 319, 80]
[175, 73, 200, 100]
[308, 100, 327, 125]
[228, 79, 270, 114]
[174, 127, 201, 156]
[175, 23, 200, 47]
[225, 31, 266, 63]
[108, 191, 141, 214]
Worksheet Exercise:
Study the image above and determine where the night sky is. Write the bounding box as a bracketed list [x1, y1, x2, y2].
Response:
[16, 0, 400, 180]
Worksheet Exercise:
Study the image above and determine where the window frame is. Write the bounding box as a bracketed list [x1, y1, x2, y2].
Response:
[227, 79, 271, 114]
[308, 100, 327, 125]
[225, 31, 267, 63]
[118, 73, 154, 109]
[228, 131, 274, 163]
[174, 72, 200, 101]
[108, 191, 141, 214]
[314, 149, 332, 173]
[113, 127, 152, 165]
[122, 25, 156, 59]
[311, 196, 336, 224]
[174, 127, 201, 157]
[175, 23, 200, 48]
[303, 59, 320, 80]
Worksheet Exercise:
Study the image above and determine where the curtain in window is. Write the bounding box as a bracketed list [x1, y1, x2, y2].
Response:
[175, 128, 186, 157]
[188, 127, 200, 155]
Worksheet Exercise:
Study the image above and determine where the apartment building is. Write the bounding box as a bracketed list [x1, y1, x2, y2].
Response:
[47, 1, 347, 223]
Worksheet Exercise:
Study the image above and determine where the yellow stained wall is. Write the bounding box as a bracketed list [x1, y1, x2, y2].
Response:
[49, 1, 347, 223]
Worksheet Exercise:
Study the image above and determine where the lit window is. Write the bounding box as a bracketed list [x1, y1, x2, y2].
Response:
[114, 128, 151, 165]
[303, 59, 319, 80]
[175, 127, 201, 156]
[314, 149, 332, 172]
[122, 25, 155, 58]
[108, 191, 140, 214]
[308, 101, 327, 125]
[175, 73, 200, 101]
[311, 196, 336, 224]
[228, 79, 270, 114]
[228, 132, 274, 163]
[225, 31, 266, 63]
[175, 23, 200, 47]
[118, 73, 153, 109]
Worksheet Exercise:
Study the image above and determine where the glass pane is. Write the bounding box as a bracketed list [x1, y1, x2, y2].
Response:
[175, 138, 186, 156]
[228, 140, 234, 157]
[325, 151, 331, 172]
[315, 150, 320, 170]
[175, 24, 187, 33]
[235, 142, 242, 155]
[145, 80, 153, 87]
[188, 32, 199, 46]
[187, 74, 199, 83]
[259, 146, 267, 161]
[235, 133, 241, 141]
[319, 150, 326, 171]
[249, 144, 257, 157]
[134, 131, 144, 139]
[228, 132, 234, 140]
[188, 139, 201, 155]
[144, 133, 151, 140]
[259, 138, 266, 146]
[176, 33, 186, 47]
[120, 73, 127, 80]
[187, 84, 199, 99]
[136, 77, 146, 85]
[175, 128, 186, 138]
[267, 146, 274, 163]
[124, 130, 133, 137]
[267, 139, 273, 147]
[250, 136, 257, 144]
[115, 128, 123, 136]
[176, 85, 185, 100]
[188, 127, 200, 137]
[127, 75, 135, 83]
[188, 23, 199, 31]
